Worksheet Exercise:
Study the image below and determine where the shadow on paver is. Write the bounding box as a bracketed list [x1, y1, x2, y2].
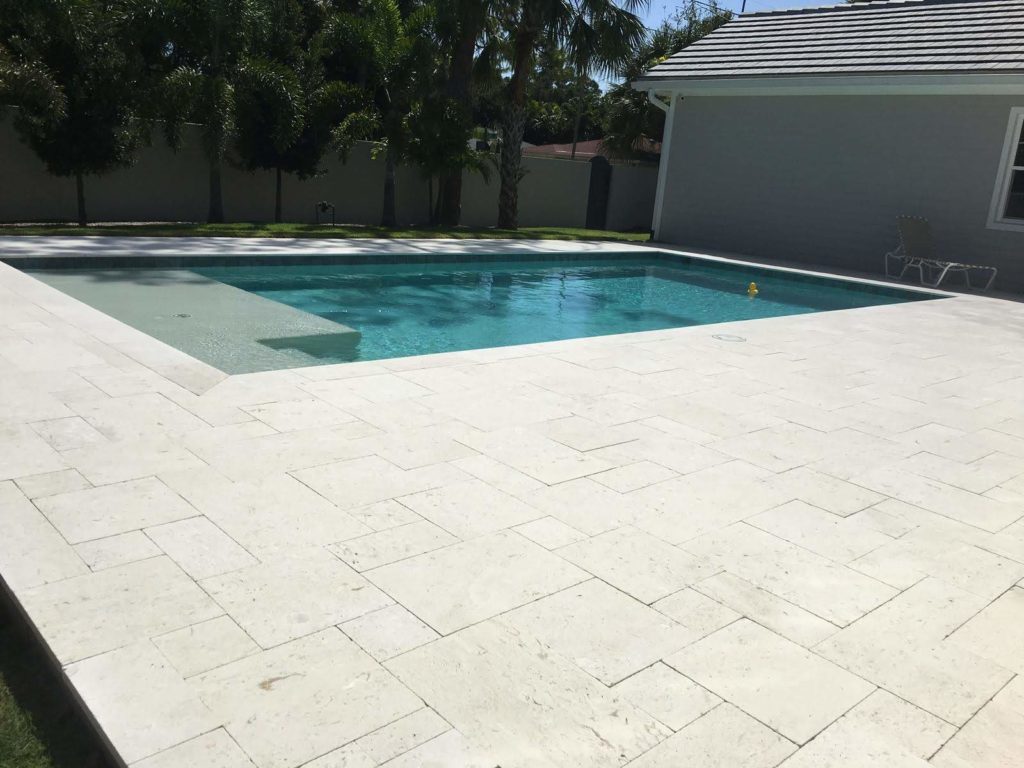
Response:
[0, 591, 112, 768]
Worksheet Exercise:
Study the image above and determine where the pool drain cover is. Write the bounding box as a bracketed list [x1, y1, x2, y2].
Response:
[713, 334, 746, 342]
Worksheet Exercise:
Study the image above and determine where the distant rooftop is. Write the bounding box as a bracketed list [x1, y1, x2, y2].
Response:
[637, 0, 1024, 82]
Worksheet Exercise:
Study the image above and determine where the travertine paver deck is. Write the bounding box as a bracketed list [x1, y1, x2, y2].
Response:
[0, 239, 1023, 767]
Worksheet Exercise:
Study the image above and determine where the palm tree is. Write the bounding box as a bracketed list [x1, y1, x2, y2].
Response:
[496, 0, 646, 229]
[160, 0, 266, 223]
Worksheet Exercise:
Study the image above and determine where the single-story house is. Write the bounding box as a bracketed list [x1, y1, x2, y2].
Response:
[634, 0, 1024, 291]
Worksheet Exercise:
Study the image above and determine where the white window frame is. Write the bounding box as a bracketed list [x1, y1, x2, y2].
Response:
[987, 106, 1024, 232]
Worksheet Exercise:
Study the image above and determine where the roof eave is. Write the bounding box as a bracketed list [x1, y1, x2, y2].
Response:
[631, 72, 1024, 97]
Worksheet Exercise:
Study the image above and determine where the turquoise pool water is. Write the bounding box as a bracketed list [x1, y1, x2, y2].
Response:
[195, 256, 932, 364]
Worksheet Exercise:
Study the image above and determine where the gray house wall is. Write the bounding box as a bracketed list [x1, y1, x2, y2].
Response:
[659, 94, 1024, 292]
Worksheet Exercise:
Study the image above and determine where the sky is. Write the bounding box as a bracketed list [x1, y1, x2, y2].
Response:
[641, 0, 840, 28]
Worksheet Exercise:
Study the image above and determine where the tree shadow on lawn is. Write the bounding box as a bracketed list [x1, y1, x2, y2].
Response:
[0, 592, 112, 768]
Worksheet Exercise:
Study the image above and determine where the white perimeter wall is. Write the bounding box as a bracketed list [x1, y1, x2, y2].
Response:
[0, 118, 657, 231]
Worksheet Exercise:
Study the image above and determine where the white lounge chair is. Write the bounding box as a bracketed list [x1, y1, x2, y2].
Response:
[884, 216, 997, 290]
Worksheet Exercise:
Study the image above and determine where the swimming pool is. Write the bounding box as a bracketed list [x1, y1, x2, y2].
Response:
[193, 256, 933, 365]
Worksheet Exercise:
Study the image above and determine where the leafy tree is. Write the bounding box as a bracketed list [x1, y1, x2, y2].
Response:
[495, 0, 646, 229]
[601, 0, 731, 160]
[0, 0, 158, 225]
[160, 0, 268, 223]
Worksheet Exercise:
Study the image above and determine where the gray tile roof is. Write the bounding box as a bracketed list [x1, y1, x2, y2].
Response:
[638, 0, 1024, 82]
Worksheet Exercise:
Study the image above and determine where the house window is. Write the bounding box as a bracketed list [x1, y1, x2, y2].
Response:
[988, 107, 1024, 230]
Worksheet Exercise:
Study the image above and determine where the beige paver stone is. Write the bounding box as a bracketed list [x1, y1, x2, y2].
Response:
[329, 521, 457, 571]
[195, 629, 421, 768]
[626, 703, 796, 768]
[525, 477, 644, 535]
[352, 707, 450, 765]
[538, 415, 651, 451]
[0, 480, 87, 590]
[709, 422, 833, 473]
[346, 498, 422, 531]
[146, 516, 257, 579]
[683, 523, 895, 625]
[0, 423, 66, 480]
[948, 586, 1024, 673]
[612, 662, 720, 731]
[903, 450, 1023, 495]
[13, 467, 91, 499]
[825, 689, 956, 760]
[850, 527, 1024, 599]
[75, 531, 161, 571]
[21, 556, 221, 663]
[449, 453, 545, 497]
[339, 603, 440, 661]
[590, 460, 677, 493]
[162, 468, 370, 557]
[512, 516, 586, 549]
[505, 579, 698, 684]
[367, 530, 587, 634]
[691, 571, 839, 647]
[300, 744, 373, 768]
[72, 392, 207, 441]
[153, 615, 260, 678]
[667, 619, 874, 744]
[377, 730, 493, 768]
[30, 415, 107, 451]
[652, 587, 741, 637]
[817, 580, 1012, 725]
[748, 500, 893, 563]
[190, 424, 376, 482]
[630, 460, 787, 544]
[67, 642, 218, 764]
[851, 467, 1023, 533]
[931, 676, 1024, 768]
[293, 455, 468, 510]
[63, 436, 205, 484]
[456, 427, 613, 484]
[130, 729, 256, 768]
[362, 423, 480, 469]
[385, 619, 669, 768]
[764, 466, 885, 517]
[397, 479, 540, 539]
[35, 476, 199, 543]
[242, 397, 355, 431]
[558, 526, 717, 604]
[201, 548, 392, 648]
[590, 431, 730, 476]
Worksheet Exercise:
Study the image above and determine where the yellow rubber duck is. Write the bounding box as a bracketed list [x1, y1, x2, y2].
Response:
[747, 282, 759, 298]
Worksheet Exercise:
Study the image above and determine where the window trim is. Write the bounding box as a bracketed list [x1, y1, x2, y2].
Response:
[987, 106, 1024, 232]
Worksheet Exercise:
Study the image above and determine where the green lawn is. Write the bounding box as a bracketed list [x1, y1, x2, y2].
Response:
[0, 222, 651, 242]
[0, 598, 109, 768]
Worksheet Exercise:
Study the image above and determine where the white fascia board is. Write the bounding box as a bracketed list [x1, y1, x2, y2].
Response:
[631, 73, 1024, 97]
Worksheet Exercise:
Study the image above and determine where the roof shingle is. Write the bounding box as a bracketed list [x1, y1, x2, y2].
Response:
[638, 0, 1024, 81]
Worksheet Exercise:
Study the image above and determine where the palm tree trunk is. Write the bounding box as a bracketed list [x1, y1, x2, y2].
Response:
[208, 160, 224, 223]
[274, 167, 283, 223]
[497, 20, 536, 229]
[439, 7, 484, 227]
[75, 172, 87, 227]
[381, 146, 397, 227]
[497, 104, 526, 229]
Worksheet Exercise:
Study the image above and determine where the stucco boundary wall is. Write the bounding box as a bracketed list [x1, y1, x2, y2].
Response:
[0, 118, 657, 231]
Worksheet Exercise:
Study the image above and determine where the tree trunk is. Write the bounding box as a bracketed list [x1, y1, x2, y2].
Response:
[497, 103, 526, 229]
[208, 160, 224, 223]
[570, 106, 582, 160]
[274, 167, 282, 223]
[381, 146, 397, 227]
[438, 8, 483, 227]
[497, 19, 536, 229]
[75, 172, 87, 227]
[427, 176, 434, 224]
